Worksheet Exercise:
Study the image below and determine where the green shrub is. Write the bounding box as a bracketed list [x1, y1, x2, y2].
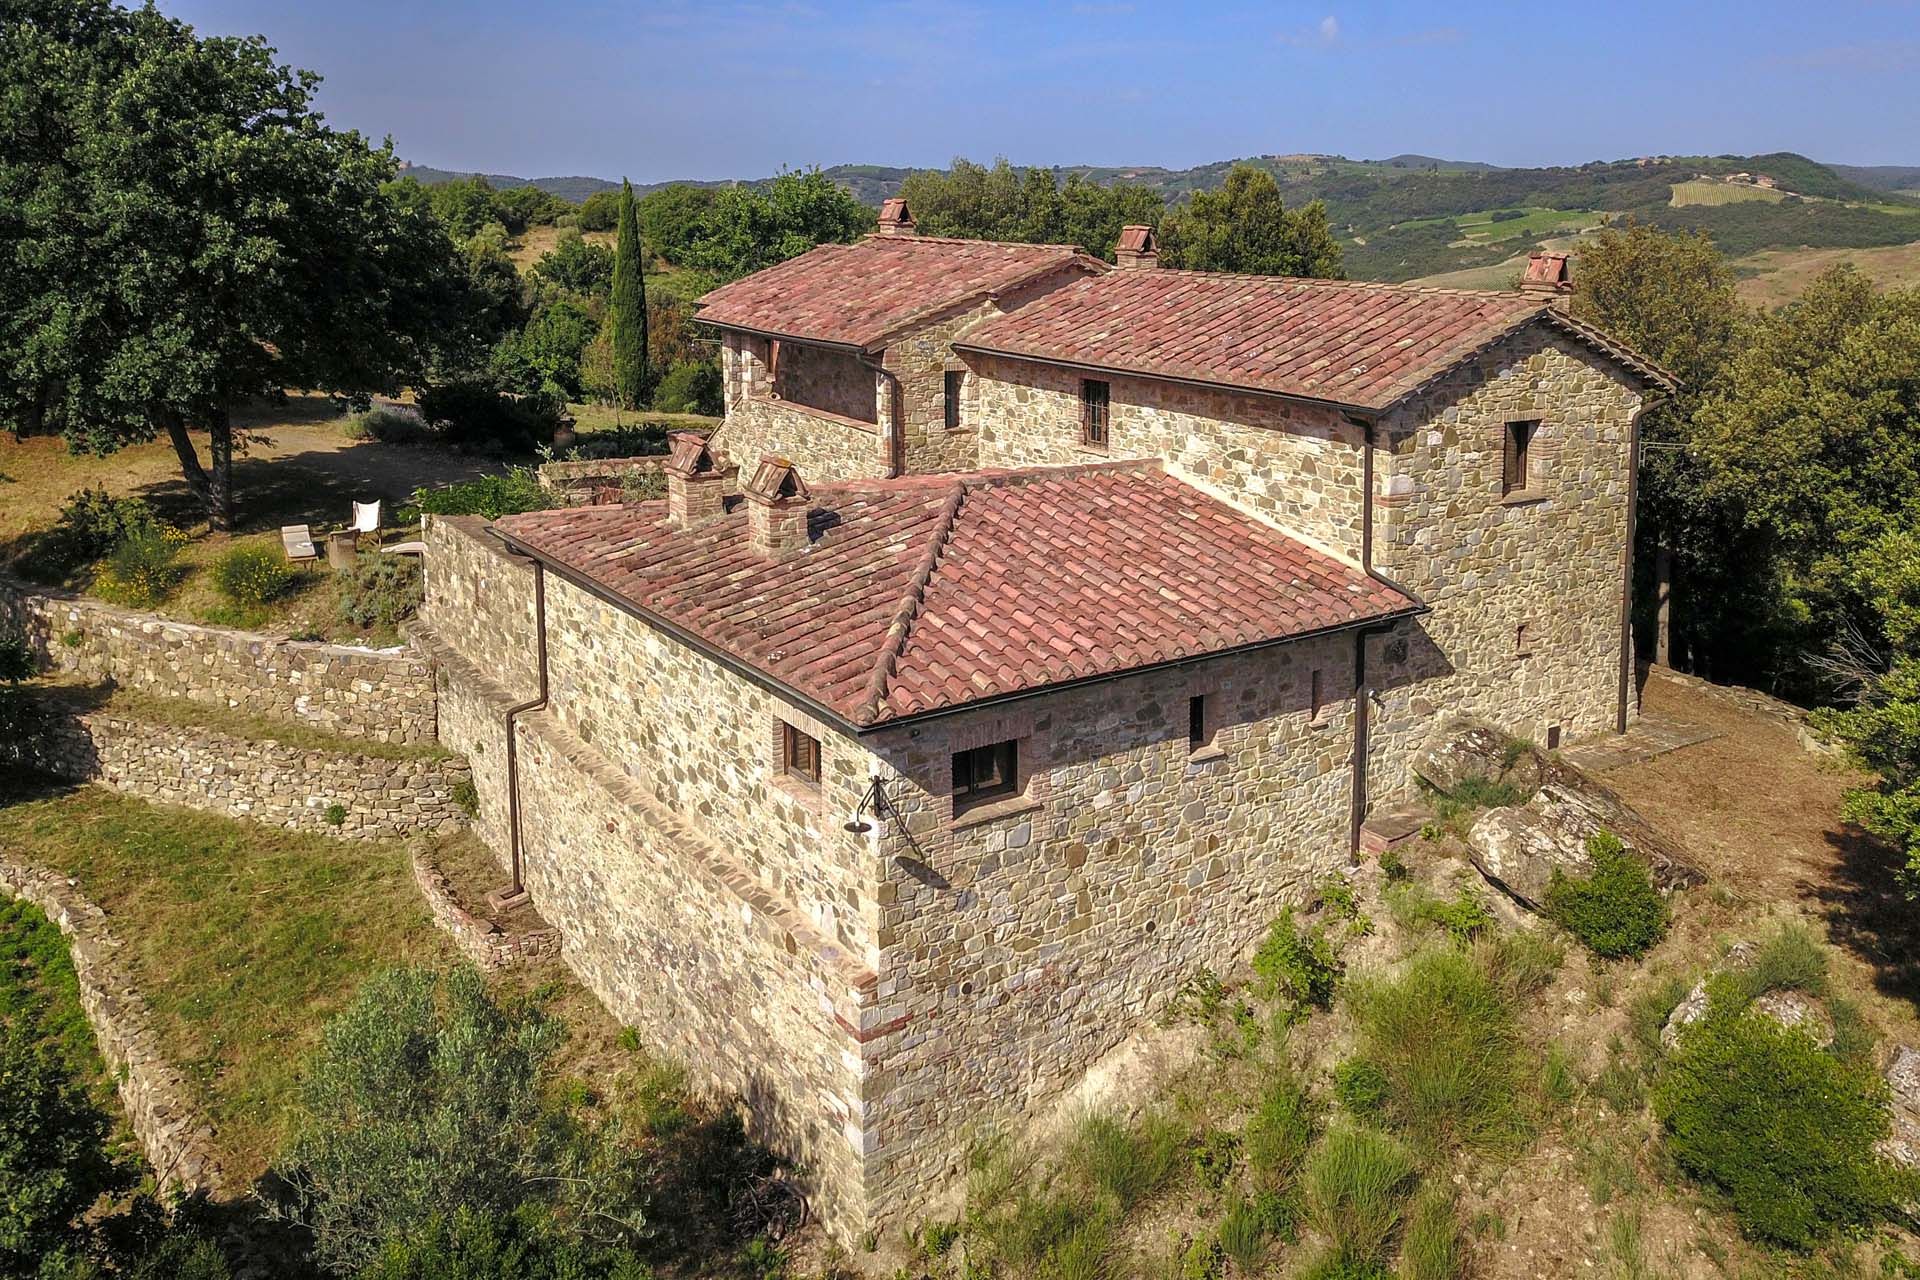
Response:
[1428, 773, 1526, 824]
[651, 360, 723, 416]
[212, 543, 300, 607]
[18, 488, 162, 585]
[1190, 1128, 1238, 1191]
[323, 803, 348, 827]
[451, 777, 479, 818]
[1301, 1124, 1418, 1273]
[1252, 908, 1338, 1022]
[94, 526, 186, 608]
[1654, 996, 1910, 1248]
[1217, 1196, 1269, 1272]
[1726, 922, 1829, 1003]
[1545, 832, 1669, 958]
[417, 380, 564, 452]
[357, 1205, 655, 1280]
[1242, 1067, 1317, 1189]
[0, 628, 31, 686]
[1397, 1184, 1466, 1280]
[1386, 883, 1495, 946]
[274, 966, 651, 1273]
[337, 553, 423, 630]
[619, 469, 666, 503]
[1377, 848, 1410, 883]
[1334, 1058, 1391, 1119]
[411, 467, 559, 520]
[346, 406, 434, 446]
[569, 423, 670, 460]
[1346, 946, 1530, 1154]
[0, 1022, 124, 1274]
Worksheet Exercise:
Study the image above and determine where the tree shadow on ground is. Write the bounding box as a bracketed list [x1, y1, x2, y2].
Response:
[1810, 825, 1920, 1008]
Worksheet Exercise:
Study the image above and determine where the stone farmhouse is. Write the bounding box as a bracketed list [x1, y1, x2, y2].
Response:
[415, 201, 1673, 1240]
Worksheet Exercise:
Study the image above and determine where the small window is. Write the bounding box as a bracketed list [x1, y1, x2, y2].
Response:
[944, 370, 964, 431]
[780, 721, 820, 787]
[1080, 379, 1110, 449]
[1515, 622, 1532, 657]
[1502, 420, 1537, 495]
[1547, 725, 1563, 750]
[1188, 695, 1210, 753]
[1310, 669, 1326, 723]
[952, 740, 1018, 813]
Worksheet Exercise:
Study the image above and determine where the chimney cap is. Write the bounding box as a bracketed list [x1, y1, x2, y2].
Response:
[1522, 250, 1572, 293]
[876, 197, 916, 236]
[663, 431, 720, 478]
[744, 455, 812, 504]
[1114, 224, 1159, 268]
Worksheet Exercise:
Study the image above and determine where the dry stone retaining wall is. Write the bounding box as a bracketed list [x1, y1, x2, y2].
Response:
[11, 711, 471, 841]
[0, 861, 223, 1197]
[0, 580, 437, 745]
[411, 847, 559, 970]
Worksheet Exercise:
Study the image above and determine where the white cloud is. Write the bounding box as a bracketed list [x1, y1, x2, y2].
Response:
[1279, 13, 1341, 47]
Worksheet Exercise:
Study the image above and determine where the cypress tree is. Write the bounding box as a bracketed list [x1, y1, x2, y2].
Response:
[610, 178, 650, 408]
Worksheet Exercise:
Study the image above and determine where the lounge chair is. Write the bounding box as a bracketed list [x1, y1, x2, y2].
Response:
[280, 524, 318, 562]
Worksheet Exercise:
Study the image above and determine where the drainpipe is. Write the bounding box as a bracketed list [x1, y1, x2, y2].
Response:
[860, 352, 905, 477]
[1349, 416, 1379, 855]
[498, 556, 549, 909]
[1616, 405, 1647, 733]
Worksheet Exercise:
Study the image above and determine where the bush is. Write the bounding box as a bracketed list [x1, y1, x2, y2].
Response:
[94, 526, 186, 608]
[650, 360, 723, 416]
[347, 406, 434, 446]
[1301, 1124, 1418, 1274]
[0, 1022, 123, 1274]
[411, 468, 559, 520]
[417, 381, 564, 452]
[274, 966, 651, 1273]
[568, 423, 670, 460]
[0, 627, 30, 686]
[212, 543, 300, 607]
[1545, 832, 1669, 958]
[1252, 908, 1338, 1023]
[358, 1205, 654, 1280]
[1386, 883, 1495, 946]
[1653, 996, 1910, 1247]
[18, 488, 162, 585]
[337, 554, 423, 630]
[1346, 946, 1530, 1154]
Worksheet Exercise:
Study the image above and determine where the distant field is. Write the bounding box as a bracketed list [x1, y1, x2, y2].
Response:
[1405, 232, 1597, 292]
[507, 223, 614, 272]
[1669, 179, 1787, 207]
[1730, 241, 1920, 306]
[1451, 207, 1598, 243]
[506, 225, 709, 302]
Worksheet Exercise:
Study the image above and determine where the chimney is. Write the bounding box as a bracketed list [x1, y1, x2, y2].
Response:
[663, 431, 735, 529]
[743, 456, 813, 558]
[876, 197, 917, 237]
[1522, 250, 1572, 301]
[1114, 224, 1159, 269]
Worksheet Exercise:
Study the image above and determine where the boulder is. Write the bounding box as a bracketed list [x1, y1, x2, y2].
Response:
[1881, 1045, 1920, 1170]
[1465, 762, 1704, 912]
[1413, 720, 1543, 797]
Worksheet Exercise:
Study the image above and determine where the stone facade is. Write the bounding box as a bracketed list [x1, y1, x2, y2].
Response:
[9, 708, 471, 841]
[0, 581, 438, 745]
[719, 334, 890, 481]
[965, 352, 1368, 560]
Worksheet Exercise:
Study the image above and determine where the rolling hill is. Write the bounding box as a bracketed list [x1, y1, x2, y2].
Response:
[401, 150, 1920, 289]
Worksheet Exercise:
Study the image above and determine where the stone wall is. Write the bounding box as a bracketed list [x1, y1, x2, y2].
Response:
[779, 342, 878, 424]
[1364, 326, 1643, 801]
[965, 353, 1369, 561]
[412, 847, 560, 971]
[858, 631, 1357, 1210]
[537, 456, 669, 504]
[0, 581, 438, 745]
[719, 334, 889, 482]
[419, 515, 541, 705]
[10, 709, 472, 841]
[0, 861, 224, 1197]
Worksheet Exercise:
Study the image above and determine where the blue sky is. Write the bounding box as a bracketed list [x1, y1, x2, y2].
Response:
[160, 1, 1920, 181]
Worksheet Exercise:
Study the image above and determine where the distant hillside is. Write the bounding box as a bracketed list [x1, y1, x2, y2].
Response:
[398, 164, 622, 202]
[403, 150, 1920, 285]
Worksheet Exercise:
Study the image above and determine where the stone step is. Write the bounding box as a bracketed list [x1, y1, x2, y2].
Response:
[1359, 805, 1433, 854]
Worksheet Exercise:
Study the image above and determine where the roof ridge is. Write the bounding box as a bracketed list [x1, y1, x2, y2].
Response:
[1079, 266, 1541, 302]
[856, 480, 968, 725]
[865, 232, 1092, 254]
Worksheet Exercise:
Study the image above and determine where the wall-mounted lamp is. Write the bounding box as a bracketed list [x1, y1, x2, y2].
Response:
[845, 774, 888, 834]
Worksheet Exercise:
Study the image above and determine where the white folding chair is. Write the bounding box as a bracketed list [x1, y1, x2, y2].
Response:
[350, 500, 382, 535]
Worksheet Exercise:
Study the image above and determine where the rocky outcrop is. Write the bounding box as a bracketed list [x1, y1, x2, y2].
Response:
[1882, 1046, 1920, 1170]
[1660, 942, 1834, 1053]
[0, 861, 223, 1197]
[1415, 720, 1704, 912]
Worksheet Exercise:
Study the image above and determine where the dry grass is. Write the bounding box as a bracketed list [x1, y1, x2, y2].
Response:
[1731, 241, 1920, 307]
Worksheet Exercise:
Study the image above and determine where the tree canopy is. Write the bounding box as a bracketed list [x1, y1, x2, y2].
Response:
[897, 158, 1164, 259]
[1157, 165, 1344, 278]
[679, 169, 870, 283]
[610, 179, 651, 407]
[0, 0, 480, 526]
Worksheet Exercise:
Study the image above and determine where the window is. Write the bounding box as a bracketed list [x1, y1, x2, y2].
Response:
[1502, 420, 1537, 495]
[780, 721, 820, 787]
[1080, 379, 1110, 449]
[952, 740, 1018, 813]
[1515, 622, 1532, 657]
[1310, 669, 1327, 723]
[944, 370, 964, 431]
[1188, 695, 1211, 753]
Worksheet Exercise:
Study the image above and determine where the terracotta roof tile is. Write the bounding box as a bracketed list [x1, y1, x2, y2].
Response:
[494, 462, 1418, 729]
[694, 236, 1102, 351]
[956, 269, 1674, 411]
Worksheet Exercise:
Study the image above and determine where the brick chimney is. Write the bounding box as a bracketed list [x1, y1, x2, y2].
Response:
[1522, 250, 1573, 300]
[743, 456, 813, 557]
[876, 197, 917, 237]
[662, 431, 735, 529]
[1115, 224, 1159, 269]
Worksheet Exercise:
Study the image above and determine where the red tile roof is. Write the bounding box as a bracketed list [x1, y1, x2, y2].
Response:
[493, 461, 1418, 729]
[956, 269, 1674, 412]
[694, 235, 1103, 351]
